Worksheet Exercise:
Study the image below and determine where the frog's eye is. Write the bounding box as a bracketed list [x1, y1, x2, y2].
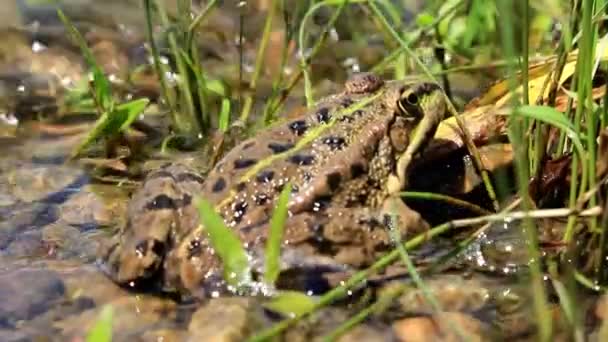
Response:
[397, 93, 423, 119]
[406, 93, 419, 105]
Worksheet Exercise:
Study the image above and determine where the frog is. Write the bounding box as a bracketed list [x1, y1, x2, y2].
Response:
[99, 72, 447, 297]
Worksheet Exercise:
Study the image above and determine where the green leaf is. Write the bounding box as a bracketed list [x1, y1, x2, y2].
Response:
[196, 197, 252, 289]
[264, 183, 291, 285]
[117, 99, 150, 131]
[69, 98, 149, 158]
[263, 291, 317, 317]
[415, 12, 435, 27]
[86, 305, 113, 342]
[218, 98, 231, 132]
[57, 9, 113, 112]
[206, 79, 228, 96]
[511, 105, 586, 159]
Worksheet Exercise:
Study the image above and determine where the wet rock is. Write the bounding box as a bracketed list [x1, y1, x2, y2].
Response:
[392, 312, 489, 342]
[58, 185, 127, 227]
[0, 269, 65, 327]
[334, 324, 391, 342]
[285, 307, 392, 342]
[57, 264, 129, 305]
[187, 297, 265, 342]
[0, 327, 50, 342]
[2, 229, 49, 258]
[382, 275, 491, 315]
[140, 328, 188, 342]
[0, 203, 57, 248]
[7, 165, 85, 203]
[56, 295, 178, 340]
[41, 223, 99, 260]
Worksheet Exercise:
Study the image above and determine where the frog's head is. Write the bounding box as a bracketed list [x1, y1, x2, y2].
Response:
[387, 80, 447, 192]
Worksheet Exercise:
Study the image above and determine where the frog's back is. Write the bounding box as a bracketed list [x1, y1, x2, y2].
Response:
[201, 74, 403, 228]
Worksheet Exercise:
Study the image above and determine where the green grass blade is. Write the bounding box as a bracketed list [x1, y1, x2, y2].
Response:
[57, 9, 113, 113]
[510, 105, 588, 209]
[86, 305, 112, 342]
[117, 99, 151, 131]
[195, 197, 252, 289]
[264, 183, 291, 285]
[218, 99, 231, 133]
[70, 112, 112, 158]
[263, 290, 317, 317]
[69, 98, 149, 158]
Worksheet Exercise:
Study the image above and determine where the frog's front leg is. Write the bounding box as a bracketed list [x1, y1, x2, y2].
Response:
[275, 201, 430, 268]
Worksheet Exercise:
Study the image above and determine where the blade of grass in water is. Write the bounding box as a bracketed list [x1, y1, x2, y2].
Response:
[248, 205, 602, 341]
[247, 221, 457, 342]
[297, 0, 353, 107]
[385, 206, 470, 342]
[263, 290, 317, 317]
[153, 0, 199, 137]
[196, 197, 252, 290]
[238, 0, 279, 124]
[70, 99, 150, 158]
[143, 0, 176, 118]
[57, 10, 113, 113]
[495, 1, 552, 340]
[86, 305, 112, 342]
[264, 183, 291, 285]
[400, 191, 493, 216]
[509, 106, 588, 207]
[321, 285, 405, 341]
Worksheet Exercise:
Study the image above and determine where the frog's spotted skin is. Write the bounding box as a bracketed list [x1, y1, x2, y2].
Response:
[100, 73, 447, 296]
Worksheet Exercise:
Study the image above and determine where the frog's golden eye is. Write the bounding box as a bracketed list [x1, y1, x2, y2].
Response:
[398, 92, 423, 119]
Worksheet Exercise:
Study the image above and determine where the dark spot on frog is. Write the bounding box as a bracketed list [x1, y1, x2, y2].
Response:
[268, 142, 295, 154]
[232, 201, 249, 224]
[353, 109, 365, 117]
[135, 239, 165, 258]
[288, 120, 308, 136]
[211, 177, 226, 192]
[234, 158, 257, 169]
[312, 195, 333, 212]
[316, 107, 331, 123]
[322, 136, 346, 150]
[243, 141, 256, 150]
[254, 193, 269, 205]
[187, 238, 202, 259]
[288, 154, 315, 166]
[350, 163, 366, 178]
[145, 194, 177, 210]
[341, 98, 354, 108]
[180, 194, 192, 207]
[236, 182, 247, 192]
[338, 115, 355, 123]
[176, 172, 205, 184]
[326, 172, 342, 191]
[256, 170, 275, 183]
[303, 172, 312, 182]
